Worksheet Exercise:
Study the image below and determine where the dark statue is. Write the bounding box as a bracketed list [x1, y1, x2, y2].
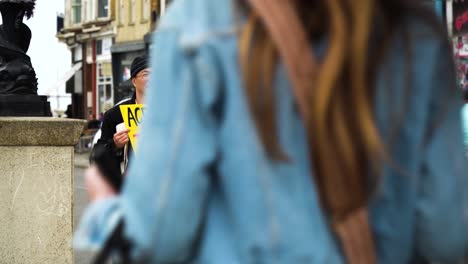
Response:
[0, 0, 51, 116]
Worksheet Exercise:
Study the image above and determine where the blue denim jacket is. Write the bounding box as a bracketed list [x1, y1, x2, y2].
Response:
[75, 0, 468, 263]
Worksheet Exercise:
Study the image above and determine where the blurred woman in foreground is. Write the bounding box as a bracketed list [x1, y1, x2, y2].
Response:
[75, 0, 468, 263]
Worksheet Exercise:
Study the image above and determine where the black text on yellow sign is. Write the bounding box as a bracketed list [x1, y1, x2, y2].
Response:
[120, 104, 145, 153]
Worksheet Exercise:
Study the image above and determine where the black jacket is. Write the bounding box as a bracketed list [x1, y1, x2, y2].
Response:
[91, 93, 136, 188]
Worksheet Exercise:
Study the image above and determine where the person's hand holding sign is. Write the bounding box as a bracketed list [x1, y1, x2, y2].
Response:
[114, 123, 130, 149]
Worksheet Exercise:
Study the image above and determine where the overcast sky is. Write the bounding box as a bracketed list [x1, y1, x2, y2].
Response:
[23, 0, 71, 112]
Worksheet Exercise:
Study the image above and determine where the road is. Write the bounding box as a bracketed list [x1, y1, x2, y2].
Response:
[74, 164, 94, 264]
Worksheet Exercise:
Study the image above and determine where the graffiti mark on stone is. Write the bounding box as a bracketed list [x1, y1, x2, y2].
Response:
[9, 169, 24, 211]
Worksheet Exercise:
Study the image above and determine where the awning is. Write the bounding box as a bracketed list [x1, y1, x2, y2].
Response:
[45, 62, 82, 95]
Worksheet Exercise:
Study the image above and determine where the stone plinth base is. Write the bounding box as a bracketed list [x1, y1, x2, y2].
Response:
[0, 117, 86, 263]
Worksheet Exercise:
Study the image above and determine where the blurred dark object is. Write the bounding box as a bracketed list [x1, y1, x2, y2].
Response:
[463, 87, 468, 102]
[87, 120, 100, 130]
[56, 14, 64, 33]
[0, 0, 50, 116]
[92, 220, 131, 264]
[0, 94, 51, 116]
[65, 104, 73, 118]
[87, 115, 101, 130]
[89, 144, 123, 192]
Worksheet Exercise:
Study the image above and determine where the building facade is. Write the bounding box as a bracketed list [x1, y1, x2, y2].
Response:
[57, 0, 172, 119]
[111, 0, 159, 103]
[58, 0, 116, 118]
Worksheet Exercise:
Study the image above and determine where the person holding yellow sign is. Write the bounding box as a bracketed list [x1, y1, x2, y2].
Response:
[91, 55, 150, 185]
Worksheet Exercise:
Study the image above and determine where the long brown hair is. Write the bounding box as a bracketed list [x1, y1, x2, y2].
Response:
[240, 0, 441, 222]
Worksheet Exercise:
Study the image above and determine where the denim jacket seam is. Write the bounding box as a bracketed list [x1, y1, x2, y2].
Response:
[260, 163, 281, 256]
[181, 27, 240, 52]
[253, 147, 281, 255]
[158, 25, 241, 52]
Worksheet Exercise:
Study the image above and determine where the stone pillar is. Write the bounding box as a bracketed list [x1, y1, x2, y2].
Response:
[0, 117, 86, 264]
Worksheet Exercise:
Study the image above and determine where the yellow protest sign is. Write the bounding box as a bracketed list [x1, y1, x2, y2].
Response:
[119, 104, 144, 153]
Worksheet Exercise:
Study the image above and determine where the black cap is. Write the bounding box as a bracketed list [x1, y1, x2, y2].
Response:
[130, 55, 149, 78]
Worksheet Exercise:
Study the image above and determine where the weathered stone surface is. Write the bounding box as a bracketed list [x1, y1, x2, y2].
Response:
[0, 147, 74, 263]
[0, 117, 86, 146]
[0, 118, 83, 263]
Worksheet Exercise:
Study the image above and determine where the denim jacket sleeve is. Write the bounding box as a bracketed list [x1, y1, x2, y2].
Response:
[415, 39, 468, 261]
[74, 29, 220, 261]
[74, 197, 122, 251]
[118, 26, 221, 262]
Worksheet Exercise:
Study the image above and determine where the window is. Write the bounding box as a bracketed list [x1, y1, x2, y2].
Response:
[118, 0, 124, 24]
[96, 37, 112, 59]
[129, 0, 135, 24]
[83, 0, 92, 22]
[97, 62, 113, 113]
[86, 42, 93, 64]
[73, 45, 83, 62]
[72, 0, 82, 24]
[142, 0, 149, 21]
[96, 39, 103, 55]
[71, 48, 76, 62]
[98, 0, 108, 18]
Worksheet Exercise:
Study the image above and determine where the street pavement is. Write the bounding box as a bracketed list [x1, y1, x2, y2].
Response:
[74, 152, 94, 264]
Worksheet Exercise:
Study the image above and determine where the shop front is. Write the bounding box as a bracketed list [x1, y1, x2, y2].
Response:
[111, 42, 147, 103]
